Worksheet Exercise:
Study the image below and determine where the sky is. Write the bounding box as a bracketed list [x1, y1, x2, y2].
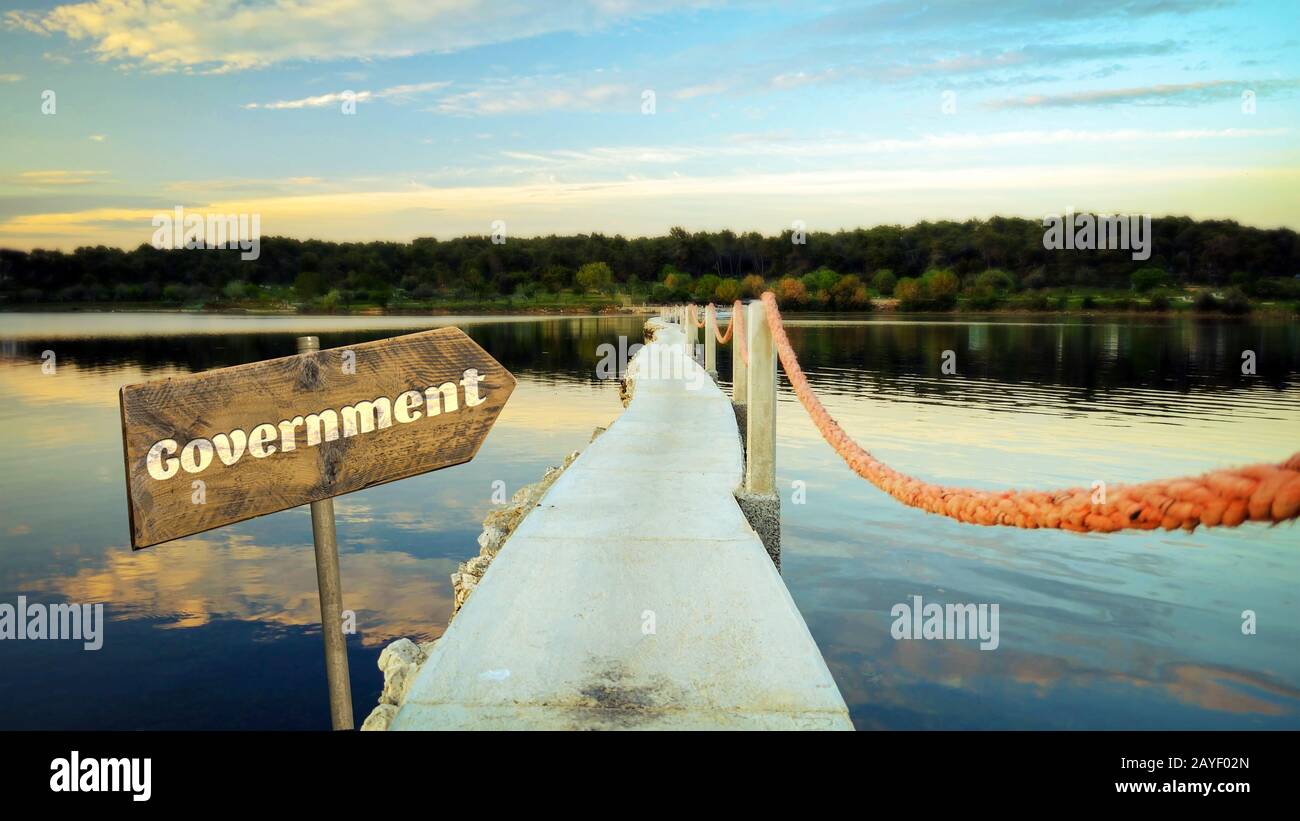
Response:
[0, 0, 1296, 251]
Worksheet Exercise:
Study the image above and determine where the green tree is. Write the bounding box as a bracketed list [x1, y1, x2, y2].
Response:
[576, 262, 614, 293]
[922, 268, 960, 308]
[871, 268, 897, 296]
[294, 268, 326, 299]
[540, 264, 570, 292]
[895, 277, 922, 309]
[318, 289, 342, 311]
[715, 278, 741, 304]
[693, 274, 721, 302]
[1131, 267, 1168, 293]
[773, 277, 807, 306]
[830, 274, 867, 308]
[975, 268, 1016, 293]
[664, 270, 693, 299]
[1222, 286, 1252, 314]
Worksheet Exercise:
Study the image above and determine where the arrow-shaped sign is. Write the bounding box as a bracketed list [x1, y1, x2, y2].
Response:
[119, 327, 516, 549]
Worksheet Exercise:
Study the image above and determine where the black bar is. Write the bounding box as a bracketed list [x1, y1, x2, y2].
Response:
[4, 730, 1285, 807]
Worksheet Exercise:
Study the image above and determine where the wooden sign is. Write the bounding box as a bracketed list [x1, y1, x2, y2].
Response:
[119, 328, 516, 549]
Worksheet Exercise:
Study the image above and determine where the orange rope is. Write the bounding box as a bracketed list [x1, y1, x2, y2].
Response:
[759, 292, 1300, 532]
[710, 303, 735, 344]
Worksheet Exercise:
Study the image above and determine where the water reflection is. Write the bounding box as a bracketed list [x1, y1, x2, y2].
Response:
[0, 311, 1297, 729]
[742, 314, 1300, 729]
[0, 312, 638, 728]
[35, 531, 453, 646]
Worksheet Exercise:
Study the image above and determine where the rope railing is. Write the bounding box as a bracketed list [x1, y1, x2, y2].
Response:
[688, 301, 745, 361]
[755, 292, 1300, 532]
[709, 304, 732, 344]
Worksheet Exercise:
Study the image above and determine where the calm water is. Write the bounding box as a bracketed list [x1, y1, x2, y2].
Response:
[0, 311, 1297, 729]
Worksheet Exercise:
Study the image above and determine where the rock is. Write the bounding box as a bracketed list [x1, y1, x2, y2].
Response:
[451, 573, 478, 615]
[478, 526, 508, 555]
[509, 484, 537, 506]
[363, 637, 436, 729]
[380, 661, 419, 706]
[378, 637, 423, 672]
[486, 498, 531, 532]
[360, 703, 398, 732]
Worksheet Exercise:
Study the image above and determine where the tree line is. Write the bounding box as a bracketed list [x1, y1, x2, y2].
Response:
[1, 216, 1297, 310]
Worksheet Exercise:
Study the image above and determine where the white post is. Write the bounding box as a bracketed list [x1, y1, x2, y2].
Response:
[732, 303, 747, 406]
[745, 300, 775, 494]
[705, 304, 717, 376]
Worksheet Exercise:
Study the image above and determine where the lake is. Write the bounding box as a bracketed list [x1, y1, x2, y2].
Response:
[0, 311, 1296, 729]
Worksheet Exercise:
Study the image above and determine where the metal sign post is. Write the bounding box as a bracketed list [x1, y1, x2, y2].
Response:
[118, 327, 517, 730]
[297, 335, 353, 730]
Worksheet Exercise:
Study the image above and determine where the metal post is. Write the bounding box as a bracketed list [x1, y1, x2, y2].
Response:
[297, 335, 354, 731]
[705, 304, 717, 376]
[745, 301, 776, 494]
[732, 303, 747, 406]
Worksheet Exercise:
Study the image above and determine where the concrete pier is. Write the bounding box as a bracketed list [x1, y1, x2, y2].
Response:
[389, 316, 851, 730]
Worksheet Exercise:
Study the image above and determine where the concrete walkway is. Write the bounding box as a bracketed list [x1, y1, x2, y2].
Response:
[390, 318, 852, 730]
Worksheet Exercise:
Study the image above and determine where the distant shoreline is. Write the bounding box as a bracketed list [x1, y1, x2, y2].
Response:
[0, 303, 651, 317]
[2, 300, 1294, 319]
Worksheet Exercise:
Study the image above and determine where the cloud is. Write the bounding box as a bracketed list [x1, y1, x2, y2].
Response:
[40, 532, 452, 646]
[807, 0, 1230, 35]
[4, 161, 1297, 250]
[924, 40, 1184, 76]
[495, 128, 1292, 173]
[8, 0, 698, 73]
[87, 134, 106, 141]
[243, 80, 449, 110]
[9, 170, 109, 186]
[771, 67, 843, 90]
[0, 73, 23, 82]
[693, 39, 1188, 100]
[672, 81, 732, 100]
[986, 79, 1300, 109]
[162, 176, 331, 195]
[435, 78, 634, 115]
